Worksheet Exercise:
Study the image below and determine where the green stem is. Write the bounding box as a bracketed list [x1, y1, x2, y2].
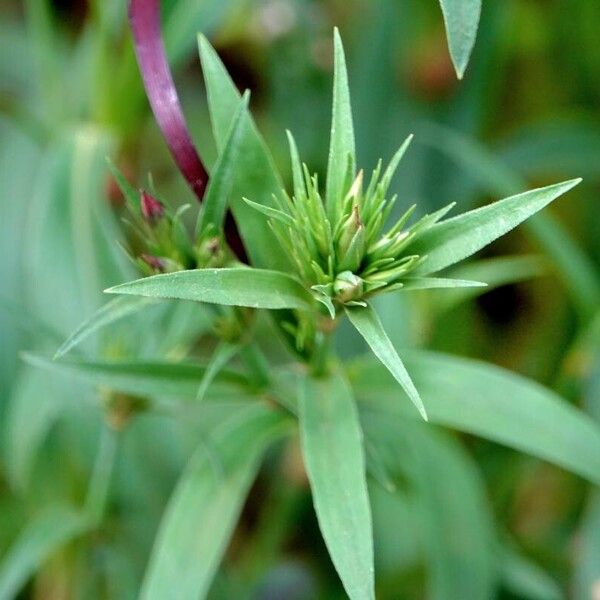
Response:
[84, 425, 118, 526]
[309, 332, 332, 377]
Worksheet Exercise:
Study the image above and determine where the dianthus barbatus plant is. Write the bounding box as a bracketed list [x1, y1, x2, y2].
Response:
[54, 3, 582, 599]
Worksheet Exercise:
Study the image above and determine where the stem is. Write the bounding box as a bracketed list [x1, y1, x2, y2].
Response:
[309, 332, 332, 377]
[84, 425, 118, 527]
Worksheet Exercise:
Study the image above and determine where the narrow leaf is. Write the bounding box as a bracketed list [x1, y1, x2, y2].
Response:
[54, 296, 157, 358]
[350, 351, 600, 486]
[22, 354, 247, 402]
[299, 371, 374, 600]
[0, 507, 89, 599]
[286, 130, 306, 200]
[346, 304, 427, 420]
[140, 405, 290, 600]
[499, 543, 562, 600]
[326, 28, 356, 218]
[196, 92, 249, 236]
[439, 0, 482, 79]
[196, 341, 240, 402]
[105, 268, 314, 310]
[433, 255, 546, 314]
[198, 34, 290, 270]
[409, 179, 581, 276]
[400, 277, 487, 290]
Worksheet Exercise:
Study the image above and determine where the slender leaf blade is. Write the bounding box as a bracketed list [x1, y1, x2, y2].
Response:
[401, 277, 486, 290]
[350, 351, 600, 486]
[22, 353, 247, 402]
[140, 405, 290, 600]
[409, 179, 581, 276]
[346, 303, 427, 420]
[0, 507, 89, 599]
[54, 296, 157, 359]
[198, 34, 290, 270]
[439, 0, 482, 79]
[326, 28, 356, 217]
[196, 341, 240, 401]
[299, 371, 374, 600]
[105, 268, 314, 310]
[196, 92, 249, 236]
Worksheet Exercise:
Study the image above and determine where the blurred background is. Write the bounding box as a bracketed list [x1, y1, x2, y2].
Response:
[1, 0, 600, 598]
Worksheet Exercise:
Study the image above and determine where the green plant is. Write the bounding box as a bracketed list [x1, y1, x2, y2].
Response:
[38, 19, 596, 600]
[3, 1, 600, 598]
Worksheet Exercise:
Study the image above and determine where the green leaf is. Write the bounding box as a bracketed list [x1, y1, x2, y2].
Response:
[574, 492, 600, 600]
[350, 351, 600, 486]
[286, 130, 306, 200]
[140, 405, 290, 600]
[326, 28, 356, 219]
[499, 543, 562, 600]
[198, 34, 290, 271]
[299, 371, 374, 600]
[419, 122, 600, 318]
[22, 353, 247, 402]
[439, 0, 482, 79]
[364, 415, 495, 600]
[433, 255, 546, 314]
[105, 268, 314, 311]
[196, 92, 249, 237]
[400, 277, 487, 290]
[54, 296, 157, 359]
[409, 179, 581, 276]
[106, 157, 140, 216]
[196, 341, 241, 402]
[0, 507, 90, 599]
[346, 303, 427, 420]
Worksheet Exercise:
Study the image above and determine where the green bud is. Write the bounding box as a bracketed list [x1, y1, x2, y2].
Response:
[336, 204, 362, 260]
[333, 271, 364, 303]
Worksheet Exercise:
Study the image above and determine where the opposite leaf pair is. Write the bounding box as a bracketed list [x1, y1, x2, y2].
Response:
[106, 30, 580, 423]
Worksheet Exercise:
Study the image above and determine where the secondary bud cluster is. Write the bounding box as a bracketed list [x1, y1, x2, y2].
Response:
[112, 170, 232, 276]
[247, 135, 452, 317]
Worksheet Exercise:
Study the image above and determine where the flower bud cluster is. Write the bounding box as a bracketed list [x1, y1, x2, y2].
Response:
[248, 137, 452, 317]
[118, 185, 231, 276]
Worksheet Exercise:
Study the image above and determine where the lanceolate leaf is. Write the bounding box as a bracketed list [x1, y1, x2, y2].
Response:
[105, 268, 314, 310]
[409, 179, 581, 276]
[299, 372, 375, 600]
[54, 296, 157, 359]
[350, 351, 600, 486]
[198, 35, 290, 270]
[364, 415, 496, 600]
[433, 255, 546, 314]
[400, 277, 486, 290]
[140, 405, 291, 600]
[22, 354, 247, 402]
[0, 507, 90, 599]
[196, 92, 249, 237]
[419, 122, 600, 317]
[346, 303, 427, 420]
[439, 0, 482, 79]
[326, 28, 356, 219]
[196, 341, 241, 402]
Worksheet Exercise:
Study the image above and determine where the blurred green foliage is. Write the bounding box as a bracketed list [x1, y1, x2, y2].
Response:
[1, 0, 599, 598]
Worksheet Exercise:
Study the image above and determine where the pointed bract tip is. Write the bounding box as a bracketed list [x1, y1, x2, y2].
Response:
[140, 191, 164, 223]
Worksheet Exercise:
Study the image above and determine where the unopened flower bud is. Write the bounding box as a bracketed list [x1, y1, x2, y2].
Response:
[140, 253, 166, 272]
[140, 191, 164, 224]
[336, 204, 363, 260]
[333, 271, 364, 303]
